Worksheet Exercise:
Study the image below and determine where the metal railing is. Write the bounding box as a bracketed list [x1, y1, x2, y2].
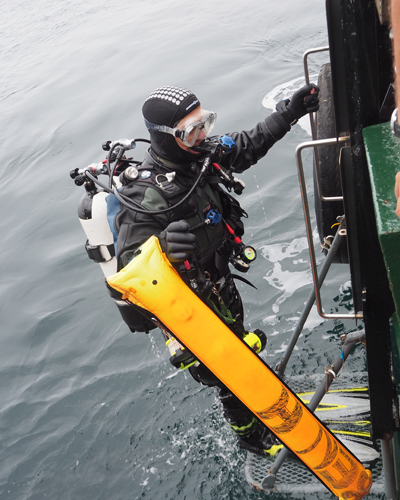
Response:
[269, 47, 397, 498]
[295, 136, 363, 320]
[295, 46, 363, 320]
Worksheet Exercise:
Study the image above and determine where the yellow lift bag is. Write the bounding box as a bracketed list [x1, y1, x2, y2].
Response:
[107, 236, 372, 500]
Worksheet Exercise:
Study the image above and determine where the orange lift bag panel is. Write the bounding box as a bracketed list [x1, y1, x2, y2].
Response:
[107, 236, 372, 500]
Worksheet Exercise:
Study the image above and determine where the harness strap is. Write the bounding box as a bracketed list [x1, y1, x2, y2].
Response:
[195, 185, 217, 206]
[85, 240, 115, 263]
[214, 249, 231, 278]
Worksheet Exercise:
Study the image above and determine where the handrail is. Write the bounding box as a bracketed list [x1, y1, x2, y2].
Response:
[303, 46, 330, 87]
[303, 46, 343, 201]
[295, 136, 363, 320]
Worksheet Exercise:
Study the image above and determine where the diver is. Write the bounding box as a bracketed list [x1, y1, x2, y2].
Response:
[107, 85, 319, 456]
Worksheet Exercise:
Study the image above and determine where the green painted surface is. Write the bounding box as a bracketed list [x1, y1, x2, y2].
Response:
[364, 123, 400, 495]
[364, 123, 400, 326]
[364, 123, 400, 234]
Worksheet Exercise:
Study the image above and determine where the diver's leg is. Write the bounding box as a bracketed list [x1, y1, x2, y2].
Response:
[188, 364, 281, 456]
[216, 385, 282, 457]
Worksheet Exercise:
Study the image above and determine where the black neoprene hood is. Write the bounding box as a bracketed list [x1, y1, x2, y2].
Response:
[142, 86, 201, 164]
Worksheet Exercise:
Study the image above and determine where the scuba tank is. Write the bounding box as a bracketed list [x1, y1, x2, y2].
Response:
[73, 163, 118, 278]
[70, 140, 158, 334]
[78, 188, 117, 278]
[71, 139, 141, 278]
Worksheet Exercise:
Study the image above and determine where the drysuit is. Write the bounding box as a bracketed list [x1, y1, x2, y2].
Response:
[107, 84, 319, 455]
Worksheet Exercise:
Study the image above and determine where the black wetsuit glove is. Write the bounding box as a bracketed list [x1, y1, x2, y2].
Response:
[159, 220, 197, 262]
[275, 83, 320, 126]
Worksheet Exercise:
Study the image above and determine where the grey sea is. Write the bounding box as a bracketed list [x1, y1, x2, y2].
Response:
[0, 0, 379, 499]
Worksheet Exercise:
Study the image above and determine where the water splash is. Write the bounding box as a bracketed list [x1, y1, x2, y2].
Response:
[260, 236, 312, 313]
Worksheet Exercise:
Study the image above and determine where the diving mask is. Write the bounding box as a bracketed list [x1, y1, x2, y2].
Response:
[145, 111, 217, 148]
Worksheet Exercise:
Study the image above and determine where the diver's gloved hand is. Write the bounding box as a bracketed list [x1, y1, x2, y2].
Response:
[159, 220, 197, 262]
[276, 83, 320, 125]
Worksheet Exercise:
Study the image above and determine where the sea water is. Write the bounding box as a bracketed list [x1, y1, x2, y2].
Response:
[0, 0, 376, 498]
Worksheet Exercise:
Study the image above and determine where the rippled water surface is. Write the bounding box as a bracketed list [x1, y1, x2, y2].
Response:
[0, 0, 380, 499]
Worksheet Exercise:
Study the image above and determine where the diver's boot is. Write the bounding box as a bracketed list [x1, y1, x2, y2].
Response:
[231, 418, 283, 457]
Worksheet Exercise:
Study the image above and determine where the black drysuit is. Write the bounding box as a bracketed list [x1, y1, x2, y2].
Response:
[110, 112, 290, 433]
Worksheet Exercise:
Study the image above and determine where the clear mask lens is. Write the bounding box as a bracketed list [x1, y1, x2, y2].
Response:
[180, 112, 217, 147]
[144, 111, 217, 148]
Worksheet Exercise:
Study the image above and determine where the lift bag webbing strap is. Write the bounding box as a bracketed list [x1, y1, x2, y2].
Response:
[106, 236, 372, 500]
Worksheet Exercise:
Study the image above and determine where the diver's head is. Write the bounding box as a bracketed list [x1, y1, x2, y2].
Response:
[142, 86, 216, 164]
